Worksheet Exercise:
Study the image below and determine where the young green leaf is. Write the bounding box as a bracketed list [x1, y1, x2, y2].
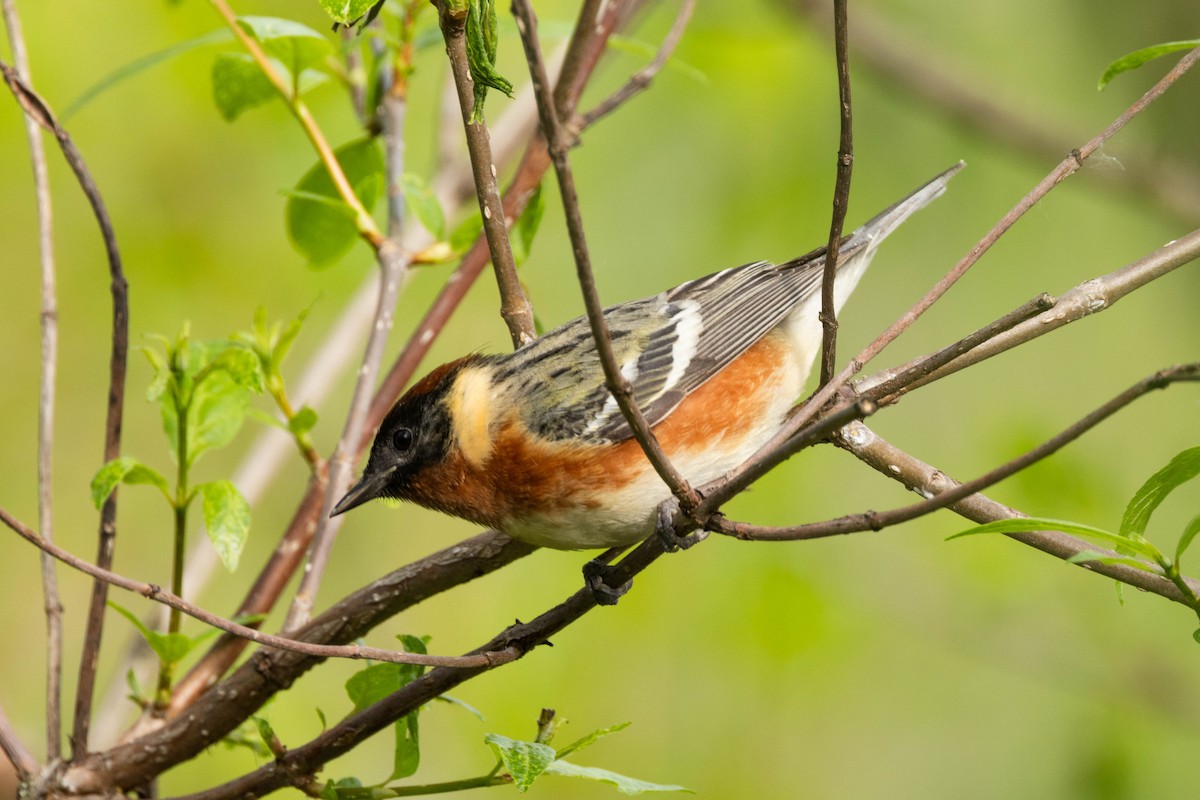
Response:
[91, 456, 170, 509]
[319, 0, 382, 27]
[400, 173, 446, 240]
[286, 139, 385, 266]
[544, 760, 692, 795]
[198, 480, 251, 571]
[484, 733, 555, 792]
[345, 656, 425, 781]
[433, 694, 485, 721]
[448, 211, 484, 255]
[289, 406, 319, 436]
[237, 17, 334, 77]
[253, 716, 278, 751]
[555, 722, 632, 760]
[1120, 446, 1200, 539]
[180, 370, 253, 467]
[1065, 550, 1163, 574]
[1176, 514, 1200, 567]
[140, 344, 170, 402]
[64, 29, 235, 120]
[109, 602, 193, 667]
[465, 0, 513, 122]
[212, 53, 278, 121]
[1098, 40, 1200, 90]
[510, 182, 545, 267]
[949, 517, 1162, 560]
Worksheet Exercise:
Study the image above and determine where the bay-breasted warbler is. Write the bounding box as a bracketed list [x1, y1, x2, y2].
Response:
[332, 163, 962, 549]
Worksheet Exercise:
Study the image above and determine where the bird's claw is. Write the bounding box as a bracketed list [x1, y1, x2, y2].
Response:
[583, 558, 630, 606]
[656, 496, 708, 552]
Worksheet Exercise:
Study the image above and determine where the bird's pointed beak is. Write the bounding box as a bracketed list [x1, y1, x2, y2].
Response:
[330, 466, 396, 517]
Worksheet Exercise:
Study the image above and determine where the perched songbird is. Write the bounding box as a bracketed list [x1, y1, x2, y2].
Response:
[332, 164, 962, 550]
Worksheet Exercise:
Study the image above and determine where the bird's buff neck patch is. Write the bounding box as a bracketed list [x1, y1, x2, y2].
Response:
[448, 367, 494, 468]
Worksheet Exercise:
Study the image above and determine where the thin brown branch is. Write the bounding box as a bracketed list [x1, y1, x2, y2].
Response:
[818, 0, 853, 386]
[786, 0, 1200, 224]
[0, 507, 515, 669]
[856, 227, 1200, 398]
[715, 364, 1200, 542]
[512, 0, 700, 511]
[861, 293, 1056, 403]
[853, 46, 1200, 370]
[577, 0, 696, 129]
[2, 0, 62, 763]
[837, 423, 1200, 603]
[0, 55, 131, 759]
[0, 705, 38, 781]
[433, 0, 535, 348]
[61, 530, 536, 793]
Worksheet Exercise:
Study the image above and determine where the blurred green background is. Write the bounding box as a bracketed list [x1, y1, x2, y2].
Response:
[2, 0, 1200, 798]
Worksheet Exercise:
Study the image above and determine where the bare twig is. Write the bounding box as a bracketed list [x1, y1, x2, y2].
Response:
[836, 423, 1200, 602]
[577, 0, 696, 129]
[1, 55, 131, 759]
[0, 705, 38, 780]
[857, 227, 1200, 398]
[716, 364, 1200, 542]
[2, 0, 62, 763]
[433, 0, 535, 347]
[0, 507, 515, 669]
[512, 0, 701, 511]
[786, 0, 1200, 224]
[818, 0, 853, 386]
[853, 46, 1200, 371]
[860, 293, 1056, 404]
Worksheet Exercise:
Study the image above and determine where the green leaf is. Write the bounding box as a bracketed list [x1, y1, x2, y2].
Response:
[289, 406, 318, 435]
[180, 370, 252, 467]
[400, 173, 446, 240]
[544, 760, 692, 795]
[1065, 550, 1164, 574]
[90, 456, 170, 509]
[64, 29, 234, 120]
[210, 345, 266, 393]
[484, 733, 555, 792]
[212, 52, 278, 121]
[198, 480, 251, 572]
[1121, 446, 1200, 539]
[448, 211, 484, 255]
[1177, 514, 1200, 566]
[285, 139, 385, 266]
[140, 344, 170, 402]
[1098, 40, 1200, 90]
[556, 722, 631, 760]
[465, 0, 513, 122]
[319, 0, 383, 27]
[434, 693, 485, 721]
[109, 602, 193, 666]
[1193, 628, 1200, 645]
[253, 716, 277, 750]
[949, 517, 1162, 560]
[270, 304, 313, 372]
[237, 17, 334, 76]
[345, 653, 426, 781]
[510, 182, 545, 267]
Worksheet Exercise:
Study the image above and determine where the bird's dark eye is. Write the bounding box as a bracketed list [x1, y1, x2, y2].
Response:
[391, 426, 415, 453]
